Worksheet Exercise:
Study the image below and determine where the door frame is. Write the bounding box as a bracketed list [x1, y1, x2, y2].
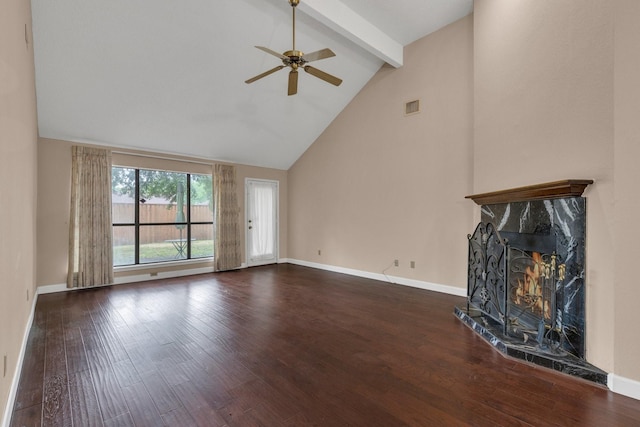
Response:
[245, 178, 279, 267]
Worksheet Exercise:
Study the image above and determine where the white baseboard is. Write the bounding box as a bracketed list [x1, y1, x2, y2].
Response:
[37, 267, 218, 295]
[38, 282, 68, 294]
[113, 266, 214, 285]
[2, 290, 38, 427]
[608, 373, 640, 401]
[282, 258, 467, 297]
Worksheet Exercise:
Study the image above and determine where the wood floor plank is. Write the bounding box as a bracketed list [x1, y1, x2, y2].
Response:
[102, 411, 135, 427]
[143, 320, 176, 346]
[42, 311, 72, 426]
[115, 322, 155, 350]
[225, 377, 298, 423]
[95, 299, 128, 330]
[171, 380, 229, 427]
[125, 344, 162, 377]
[63, 326, 89, 374]
[9, 264, 640, 427]
[82, 336, 130, 421]
[178, 358, 233, 409]
[111, 358, 142, 389]
[68, 370, 103, 427]
[160, 406, 199, 427]
[11, 326, 45, 411]
[61, 302, 91, 330]
[90, 320, 129, 364]
[120, 381, 166, 427]
[9, 403, 41, 427]
[181, 341, 255, 390]
[156, 358, 191, 387]
[140, 372, 182, 415]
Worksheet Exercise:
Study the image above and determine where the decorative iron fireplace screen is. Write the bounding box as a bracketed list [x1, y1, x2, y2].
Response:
[467, 222, 508, 334]
[468, 221, 569, 349]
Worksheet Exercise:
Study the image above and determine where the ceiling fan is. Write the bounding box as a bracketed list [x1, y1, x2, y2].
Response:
[245, 0, 343, 96]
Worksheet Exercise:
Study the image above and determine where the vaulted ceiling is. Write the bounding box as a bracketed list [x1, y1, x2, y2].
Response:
[31, 0, 473, 170]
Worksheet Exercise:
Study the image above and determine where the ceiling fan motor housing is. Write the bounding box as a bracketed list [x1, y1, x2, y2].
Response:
[283, 50, 305, 69]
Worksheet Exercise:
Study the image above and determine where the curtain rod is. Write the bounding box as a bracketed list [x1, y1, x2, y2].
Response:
[66, 138, 227, 167]
[65, 139, 239, 168]
[110, 149, 224, 167]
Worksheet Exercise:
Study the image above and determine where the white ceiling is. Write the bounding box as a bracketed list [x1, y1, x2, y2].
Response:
[31, 0, 473, 170]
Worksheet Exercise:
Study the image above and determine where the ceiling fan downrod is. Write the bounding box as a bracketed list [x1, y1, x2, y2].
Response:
[290, 0, 299, 53]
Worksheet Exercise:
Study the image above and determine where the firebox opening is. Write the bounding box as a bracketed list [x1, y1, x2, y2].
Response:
[508, 249, 566, 347]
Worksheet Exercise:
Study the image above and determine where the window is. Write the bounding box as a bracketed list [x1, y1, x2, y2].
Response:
[112, 167, 213, 266]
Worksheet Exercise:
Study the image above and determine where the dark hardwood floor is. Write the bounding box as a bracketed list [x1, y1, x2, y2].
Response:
[9, 264, 640, 426]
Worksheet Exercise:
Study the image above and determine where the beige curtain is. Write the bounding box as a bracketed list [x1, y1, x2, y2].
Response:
[213, 164, 241, 271]
[68, 146, 114, 288]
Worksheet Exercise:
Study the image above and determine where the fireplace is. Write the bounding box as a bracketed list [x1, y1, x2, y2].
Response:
[455, 180, 607, 384]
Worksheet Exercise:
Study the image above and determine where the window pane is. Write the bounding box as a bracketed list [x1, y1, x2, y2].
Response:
[139, 170, 187, 225]
[113, 226, 135, 266]
[112, 167, 136, 223]
[191, 224, 214, 258]
[112, 167, 214, 267]
[191, 174, 213, 222]
[139, 225, 191, 263]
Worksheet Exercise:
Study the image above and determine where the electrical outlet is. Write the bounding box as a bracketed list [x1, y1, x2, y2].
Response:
[410, 261, 415, 269]
[3, 355, 7, 377]
[318, 249, 321, 256]
[26, 289, 29, 301]
[394, 259, 399, 267]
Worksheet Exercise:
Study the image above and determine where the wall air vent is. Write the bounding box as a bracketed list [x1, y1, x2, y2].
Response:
[404, 99, 420, 116]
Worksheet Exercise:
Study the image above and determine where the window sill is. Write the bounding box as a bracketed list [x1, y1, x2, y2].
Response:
[114, 257, 214, 273]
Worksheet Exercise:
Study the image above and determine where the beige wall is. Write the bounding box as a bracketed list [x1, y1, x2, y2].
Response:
[36, 138, 288, 286]
[0, 0, 38, 420]
[614, 0, 640, 382]
[37, 140, 72, 286]
[288, 16, 474, 288]
[474, 0, 616, 371]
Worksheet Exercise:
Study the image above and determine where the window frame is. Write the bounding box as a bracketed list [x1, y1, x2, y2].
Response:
[112, 167, 213, 266]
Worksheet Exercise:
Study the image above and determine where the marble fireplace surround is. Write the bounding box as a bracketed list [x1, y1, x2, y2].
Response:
[455, 180, 608, 385]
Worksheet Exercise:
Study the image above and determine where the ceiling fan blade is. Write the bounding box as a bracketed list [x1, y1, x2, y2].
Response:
[288, 70, 298, 96]
[245, 66, 285, 84]
[255, 46, 287, 60]
[302, 48, 335, 63]
[304, 66, 343, 87]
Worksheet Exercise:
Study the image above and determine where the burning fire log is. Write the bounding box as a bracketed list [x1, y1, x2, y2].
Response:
[513, 252, 565, 321]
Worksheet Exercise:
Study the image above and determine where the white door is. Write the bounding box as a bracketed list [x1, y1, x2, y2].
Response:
[246, 179, 279, 266]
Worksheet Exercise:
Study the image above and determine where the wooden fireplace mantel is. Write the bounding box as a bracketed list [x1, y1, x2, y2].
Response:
[465, 179, 594, 205]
